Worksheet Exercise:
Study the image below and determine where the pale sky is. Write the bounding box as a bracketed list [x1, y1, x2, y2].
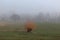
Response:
[0, 0, 60, 17]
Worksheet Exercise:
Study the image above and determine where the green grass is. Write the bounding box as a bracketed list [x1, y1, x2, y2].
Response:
[0, 23, 60, 40]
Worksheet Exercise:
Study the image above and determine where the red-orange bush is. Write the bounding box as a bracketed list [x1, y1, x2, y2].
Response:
[25, 21, 36, 32]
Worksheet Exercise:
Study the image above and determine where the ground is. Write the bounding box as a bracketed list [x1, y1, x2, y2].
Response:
[0, 22, 60, 40]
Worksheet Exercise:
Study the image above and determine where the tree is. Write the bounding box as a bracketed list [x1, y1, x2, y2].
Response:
[10, 14, 20, 21]
[35, 12, 44, 22]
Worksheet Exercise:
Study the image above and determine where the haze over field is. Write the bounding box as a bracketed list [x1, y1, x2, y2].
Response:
[0, 0, 60, 40]
[0, 0, 60, 23]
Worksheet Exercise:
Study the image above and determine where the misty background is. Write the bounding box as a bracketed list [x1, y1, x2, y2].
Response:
[0, 0, 60, 24]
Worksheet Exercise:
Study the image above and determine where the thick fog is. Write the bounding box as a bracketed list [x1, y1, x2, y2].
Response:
[0, 0, 60, 23]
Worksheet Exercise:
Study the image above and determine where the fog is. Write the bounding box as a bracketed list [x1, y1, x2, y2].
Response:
[0, 0, 60, 23]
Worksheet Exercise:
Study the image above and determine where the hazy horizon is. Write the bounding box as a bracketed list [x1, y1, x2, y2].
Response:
[0, 0, 60, 17]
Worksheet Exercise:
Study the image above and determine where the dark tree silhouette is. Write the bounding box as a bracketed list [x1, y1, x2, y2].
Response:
[10, 14, 20, 21]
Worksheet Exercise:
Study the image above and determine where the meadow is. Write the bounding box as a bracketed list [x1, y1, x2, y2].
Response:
[0, 22, 60, 40]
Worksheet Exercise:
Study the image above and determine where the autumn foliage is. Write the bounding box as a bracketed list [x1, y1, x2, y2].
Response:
[25, 20, 36, 32]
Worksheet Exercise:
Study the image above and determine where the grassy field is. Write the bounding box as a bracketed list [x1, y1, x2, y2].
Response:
[0, 23, 60, 40]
